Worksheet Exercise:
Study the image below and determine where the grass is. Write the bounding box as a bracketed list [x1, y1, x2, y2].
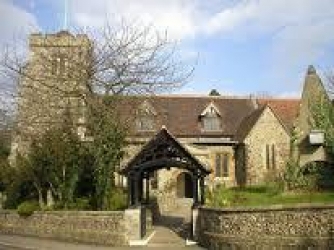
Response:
[206, 185, 334, 208]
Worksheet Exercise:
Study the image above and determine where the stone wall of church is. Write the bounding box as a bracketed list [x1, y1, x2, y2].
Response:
[0, 210, 127, 246]
[243, 108, 290, 185]
[198, 204, 334, 249]
[184, 143, 236, 187]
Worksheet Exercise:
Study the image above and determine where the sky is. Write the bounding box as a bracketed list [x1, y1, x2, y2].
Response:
[1, 0, 334, 97]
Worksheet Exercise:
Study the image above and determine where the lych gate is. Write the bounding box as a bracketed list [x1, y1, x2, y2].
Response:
[120, 127, 211, 208]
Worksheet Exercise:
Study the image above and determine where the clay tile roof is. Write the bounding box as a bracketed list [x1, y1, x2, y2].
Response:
[112, 95, 256, 138]
[257, 98, 300, 130]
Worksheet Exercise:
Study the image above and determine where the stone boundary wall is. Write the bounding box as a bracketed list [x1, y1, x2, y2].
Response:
[0, 210, 127, 246]
[198, 204, 334, 249]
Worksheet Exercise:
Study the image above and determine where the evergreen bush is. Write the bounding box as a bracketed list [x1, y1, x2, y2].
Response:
[17, 200, 40, 217]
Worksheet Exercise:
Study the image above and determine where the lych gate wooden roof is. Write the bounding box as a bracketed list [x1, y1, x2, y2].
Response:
[120, 127, 211, 176]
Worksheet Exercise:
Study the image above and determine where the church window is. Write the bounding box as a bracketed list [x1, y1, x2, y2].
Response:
[223, 154, 229, 177]
[266, 144, 270, 169]
[201, 103, 221, 131]
[265, 144, 276, 169]
[271, 144, 276, 169]
[215, 153, 229, 177]
[136, 101, 156, 131]
[215, 154, 222, 177]
[136, 114, 155, 131]
[52, 55, 68, 76]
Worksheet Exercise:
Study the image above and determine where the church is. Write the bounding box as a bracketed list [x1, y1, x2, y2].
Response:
[11, 31, 331, 211]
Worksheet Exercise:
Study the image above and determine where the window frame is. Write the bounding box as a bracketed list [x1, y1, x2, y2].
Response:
[201, 107, 222, 132]
[214, 152, 230, 178]
[52, 55, 68, 76]
[136, 114, 155, 132]
[265, 143, 277, 170]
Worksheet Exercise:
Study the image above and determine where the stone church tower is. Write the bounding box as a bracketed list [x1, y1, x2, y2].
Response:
[11, 31, 91, 160]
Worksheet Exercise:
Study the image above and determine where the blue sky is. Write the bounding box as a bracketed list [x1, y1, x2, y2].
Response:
[1, 0, 334, 97]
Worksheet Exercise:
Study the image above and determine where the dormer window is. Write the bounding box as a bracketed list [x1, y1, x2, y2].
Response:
[136, 113, 155, 131]
[200, 103, 221, 131]
[136, 100, 156, 131]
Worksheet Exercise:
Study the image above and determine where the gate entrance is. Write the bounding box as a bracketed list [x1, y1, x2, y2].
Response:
[120, 127, 211, 242]
[120, 127, 211, 208]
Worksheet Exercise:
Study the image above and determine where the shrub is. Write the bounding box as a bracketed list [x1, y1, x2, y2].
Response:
[17, 201, 40, 217]
[67, 198, 91, 210]
[54, 197, 92, 211]
[282, 160, 317, 191]
[109, 189, 127, 211]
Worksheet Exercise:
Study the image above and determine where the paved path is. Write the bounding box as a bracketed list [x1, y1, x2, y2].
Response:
[147, 226, 200, 249]
[0, 234, 114, 250]
[0, 229, 204, 250]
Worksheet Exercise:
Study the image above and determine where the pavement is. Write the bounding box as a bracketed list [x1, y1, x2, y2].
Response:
[0, 227, 204, 250]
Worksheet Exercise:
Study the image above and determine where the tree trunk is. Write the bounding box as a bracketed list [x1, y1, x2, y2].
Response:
[47, 189, 54, 207]
[38, 189, 45, 209]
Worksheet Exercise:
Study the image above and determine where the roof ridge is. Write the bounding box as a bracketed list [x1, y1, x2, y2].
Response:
[257, 98, 301, 101]
[148, 94, 254, 99]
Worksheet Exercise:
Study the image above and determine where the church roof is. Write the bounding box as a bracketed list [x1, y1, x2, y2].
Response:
[257, 98, 300, 130]
[109, 94, 301, 141]
[235, 106, 267, 141]
[112, 95, 257, 138]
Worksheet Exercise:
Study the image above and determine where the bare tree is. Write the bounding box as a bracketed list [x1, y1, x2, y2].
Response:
[0, 21, 193, 208]
[0, 21, 193, 154]
[1, 21, 192, 99]
[88, 21, 191, 95]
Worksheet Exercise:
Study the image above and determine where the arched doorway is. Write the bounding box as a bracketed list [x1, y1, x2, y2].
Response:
[177, 172, 193, 198]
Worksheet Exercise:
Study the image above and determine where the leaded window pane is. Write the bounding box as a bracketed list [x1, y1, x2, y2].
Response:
[223, 154, 229, 177]
[136, 115, 154, 131]
[202, 116, 221, 131]
[271, 144, 276, 169]
[215, 154, 222, 177]
[266, 144, 270, 169]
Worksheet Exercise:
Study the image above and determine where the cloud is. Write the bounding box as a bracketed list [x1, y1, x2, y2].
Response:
[205, 0, 334, 36]
[0, 0, 39, 93]
[271, 18, 334, 70]
[201, 0, 334, 89]
[0, 0, 39, 44]
[69, 0, 204, 40]
[67, 0, 334, 68]
[1, 0, 333, 96]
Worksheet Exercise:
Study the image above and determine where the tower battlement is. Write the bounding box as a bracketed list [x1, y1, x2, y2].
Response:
[29, 31, 90, 48]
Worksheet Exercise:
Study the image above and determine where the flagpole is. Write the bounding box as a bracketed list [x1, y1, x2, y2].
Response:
[64, 0, 68, 30]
